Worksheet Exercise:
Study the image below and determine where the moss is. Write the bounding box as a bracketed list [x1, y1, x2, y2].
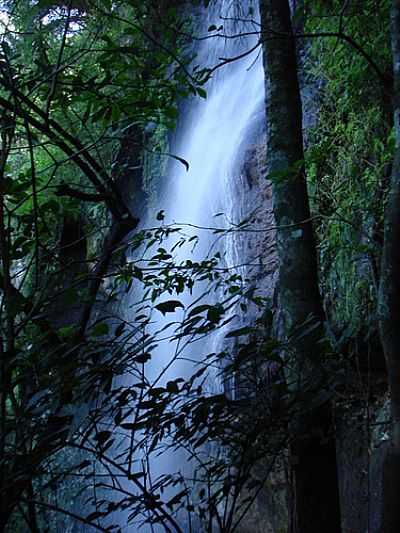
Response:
[304, 0, 392, 339]
[143, 124, 170, 209]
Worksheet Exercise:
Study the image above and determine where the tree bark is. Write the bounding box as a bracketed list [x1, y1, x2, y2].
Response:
[379, 2, 400, 532]
[259, 1, 341, 531]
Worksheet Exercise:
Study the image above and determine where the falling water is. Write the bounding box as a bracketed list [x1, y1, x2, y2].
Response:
[147, 0, 264, 378]
[118, 1, 265, 530]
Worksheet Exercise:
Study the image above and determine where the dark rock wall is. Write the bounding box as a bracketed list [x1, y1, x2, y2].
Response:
[226, 102, 287, 533]
[227, 57, 391, 532]
[335, 394, 390, 533]
[227, 104, 279, 323]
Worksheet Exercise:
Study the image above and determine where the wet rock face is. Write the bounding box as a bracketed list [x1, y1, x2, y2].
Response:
[228, 106, 279, 318]
[335, 393, 391, 533]
[226, 107, 288, 533]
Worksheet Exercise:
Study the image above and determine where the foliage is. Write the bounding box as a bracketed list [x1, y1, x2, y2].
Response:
[0, 1, 212, 530]
[0, 2, 294, 531]
[303, 0, 393, 343]
[0, 0, 395, 531]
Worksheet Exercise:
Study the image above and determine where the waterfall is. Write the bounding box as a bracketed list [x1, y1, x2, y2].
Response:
[117, 1, 265, 530]
[146, 0, 264, 382]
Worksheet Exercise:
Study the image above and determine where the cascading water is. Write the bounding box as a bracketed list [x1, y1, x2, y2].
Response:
[146, 0, 264, 386]
[117, 1, 265, 530]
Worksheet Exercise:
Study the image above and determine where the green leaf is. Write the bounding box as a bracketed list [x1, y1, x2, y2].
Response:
[197, 87, 207, 99]
[91, 323, 109, 337]
[63, 287, 78, 306]
[166, 380, 179, 394]
[207, 304, 224, 323]
[58, 325, 75, 339]
[134, 353, 151, 364]
[228, 285, 240, 294]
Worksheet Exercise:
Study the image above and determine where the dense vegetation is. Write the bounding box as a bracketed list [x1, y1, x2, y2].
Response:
[0, 0, 398, 532]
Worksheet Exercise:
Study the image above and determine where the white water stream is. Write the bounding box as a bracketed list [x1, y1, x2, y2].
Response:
[118, 1, 265, 530]
[147, 0, 264, 383]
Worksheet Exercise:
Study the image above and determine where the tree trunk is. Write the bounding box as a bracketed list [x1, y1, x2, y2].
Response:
[379, 2, 400, 532]
[259, 1, 341, 531]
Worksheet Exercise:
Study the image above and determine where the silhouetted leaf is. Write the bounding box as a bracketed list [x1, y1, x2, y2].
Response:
[155, 300, 184, 315]
[115, 323, 125, 337]
[225, 326, 254, 338]
[188, 304, 212, 317]
[95, 431, 111, 445]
